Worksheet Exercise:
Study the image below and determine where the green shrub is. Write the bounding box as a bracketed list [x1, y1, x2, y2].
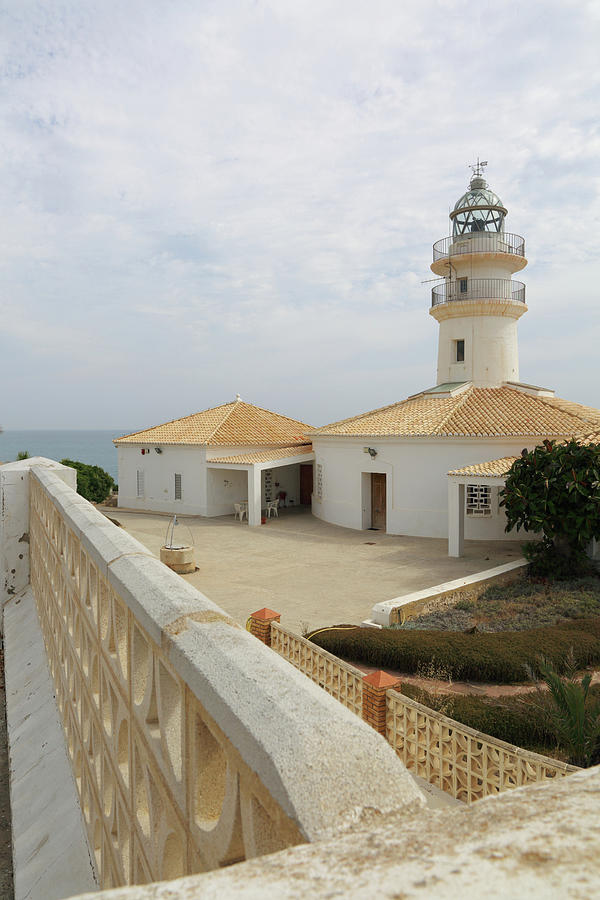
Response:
[401, 684, 558, 752]
[308, 618, 600, 683]
[401, 682, 600, 763]
[500, 440, 600, 578]
[535, 658, 600, 767]
[60, 459, 115, 504]
[455, 599, 475, 611]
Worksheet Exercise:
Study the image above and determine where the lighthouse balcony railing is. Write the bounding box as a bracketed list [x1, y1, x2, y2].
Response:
[432, 232, 525, 262]
[431, 279, 526, 307]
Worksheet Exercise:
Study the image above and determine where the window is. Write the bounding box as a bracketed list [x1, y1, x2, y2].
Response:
[136, 470, 145, 498]
[174, 473, 182, 500]
[316, 464, 323, 500]
[466, 484, 491, 516]
[459, 277, 468, 293]
[455, 339, 465, 363]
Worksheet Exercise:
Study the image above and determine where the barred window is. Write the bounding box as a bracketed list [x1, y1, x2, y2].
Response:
[316, 463, 323, 500]
[136, 470, 145, 498]
[466, 483, 491, 516]
[174, 473, 182, 500]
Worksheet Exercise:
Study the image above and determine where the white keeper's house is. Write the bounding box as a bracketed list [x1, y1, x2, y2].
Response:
[307, 163, 600, 554]
[115, 164, 600, 554]
[115, 398, 314, 526]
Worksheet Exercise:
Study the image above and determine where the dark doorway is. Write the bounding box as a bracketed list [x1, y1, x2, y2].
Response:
[371, 473, 386, 531]
[300, 464, 314, 505]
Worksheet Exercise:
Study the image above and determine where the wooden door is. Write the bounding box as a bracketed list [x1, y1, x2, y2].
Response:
[300, 464, 314, 505]
[371, 473, 386, 530]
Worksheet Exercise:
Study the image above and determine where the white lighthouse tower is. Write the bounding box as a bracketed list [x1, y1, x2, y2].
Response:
[429, 161, 528, 387]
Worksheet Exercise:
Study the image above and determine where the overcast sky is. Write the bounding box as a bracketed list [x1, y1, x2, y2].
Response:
[1, 0, 599, 430]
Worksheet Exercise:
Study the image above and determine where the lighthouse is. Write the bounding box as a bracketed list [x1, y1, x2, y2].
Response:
[429, 161, 528, 388]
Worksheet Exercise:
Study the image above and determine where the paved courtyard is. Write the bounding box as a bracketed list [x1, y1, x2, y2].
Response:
[104, 506, 524, 633]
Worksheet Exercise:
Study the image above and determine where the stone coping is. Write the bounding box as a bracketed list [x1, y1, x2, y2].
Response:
[369, 558, 527, 626]
[68, 766, 600, 899]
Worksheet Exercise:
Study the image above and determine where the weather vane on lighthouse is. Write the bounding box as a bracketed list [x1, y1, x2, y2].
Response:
[469, 157, 488, 177]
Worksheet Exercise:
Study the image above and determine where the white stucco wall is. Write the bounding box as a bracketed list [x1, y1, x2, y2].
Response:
[264, 464, 302, 506]
[117, 445, 209, 515]
[118, 444, 310, 518]
[0, 458, 77, 621]
[451, 256, 517, 281]
[436, 313, 521, 387]
[207, 468, 248, 516]
[312, 436, 538, 539]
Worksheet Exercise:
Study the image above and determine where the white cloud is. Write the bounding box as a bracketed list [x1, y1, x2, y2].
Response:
[0, 0, 599, 428]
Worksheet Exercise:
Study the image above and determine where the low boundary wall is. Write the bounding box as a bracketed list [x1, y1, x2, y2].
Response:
[369, 558, 527, 627]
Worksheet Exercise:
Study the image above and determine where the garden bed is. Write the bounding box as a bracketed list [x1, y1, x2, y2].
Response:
[400, 682, 600, 760]
[402, 575, 600, 632]
[308, 616, 600, 683]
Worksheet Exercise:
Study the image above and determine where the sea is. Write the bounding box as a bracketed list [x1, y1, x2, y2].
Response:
[0, 430, 124, 482]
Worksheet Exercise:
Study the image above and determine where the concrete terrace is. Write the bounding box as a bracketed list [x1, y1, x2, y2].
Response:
[105, 506, 524, 633]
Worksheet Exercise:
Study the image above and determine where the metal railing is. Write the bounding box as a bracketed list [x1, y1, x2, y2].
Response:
[433, 232, 525, 262]
[431, 278, 526, 307]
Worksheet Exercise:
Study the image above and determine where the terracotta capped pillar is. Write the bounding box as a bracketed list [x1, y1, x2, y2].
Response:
[362, 670, 401, 735]
[248, 607, 281, 646]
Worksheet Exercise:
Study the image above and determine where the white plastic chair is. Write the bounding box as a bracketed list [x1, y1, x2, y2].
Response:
[265, 499, 279, 518]
[234, 503, 247, 522]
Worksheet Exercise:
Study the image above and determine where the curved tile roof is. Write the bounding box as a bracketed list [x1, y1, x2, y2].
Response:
[309, 386, 600, 439]
[208, 445, 314, 465]
[581, 427, 600, 444]
[448, 457, 519, 477]
[114, 400, 312, 447]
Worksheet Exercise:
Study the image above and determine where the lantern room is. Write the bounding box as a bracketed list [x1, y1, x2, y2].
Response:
[450, 162, 507, 236]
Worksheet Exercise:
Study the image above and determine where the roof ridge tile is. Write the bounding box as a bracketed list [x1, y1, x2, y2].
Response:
[205, 399, 241, 443]
[433, 385, 473, 434]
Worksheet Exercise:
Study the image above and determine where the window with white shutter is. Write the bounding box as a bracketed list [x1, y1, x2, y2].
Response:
[136, 470, 145, 498]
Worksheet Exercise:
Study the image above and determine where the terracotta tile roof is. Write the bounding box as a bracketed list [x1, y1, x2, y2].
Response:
[310, 386, 600, 439]
[580, 427, 600, 444]
[448, 457, 519, 477]
[208, 445, 314, 465]
[114, 400, 312, 447]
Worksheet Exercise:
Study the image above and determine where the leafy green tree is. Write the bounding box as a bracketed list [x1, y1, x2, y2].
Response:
[500, 439, 600, 577]
[536, 655, 600, 767]
[60, 459, 115, 504]
[16, 450, 30, 460]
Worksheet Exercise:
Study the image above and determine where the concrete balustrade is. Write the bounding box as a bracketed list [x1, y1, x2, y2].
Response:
[2, 459, 423, 896]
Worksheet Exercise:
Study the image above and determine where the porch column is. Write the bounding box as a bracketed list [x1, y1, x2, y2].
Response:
[448, 480, 465, 557]
[247, 465, 262, 527]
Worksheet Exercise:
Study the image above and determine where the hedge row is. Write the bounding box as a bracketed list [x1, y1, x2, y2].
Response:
[400, 684, 555, 752]
[308, 618, 600, 683]
[401, 683, 600, 758]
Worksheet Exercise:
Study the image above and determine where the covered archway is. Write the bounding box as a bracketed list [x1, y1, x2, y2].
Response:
[207, 446, 315, 526]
